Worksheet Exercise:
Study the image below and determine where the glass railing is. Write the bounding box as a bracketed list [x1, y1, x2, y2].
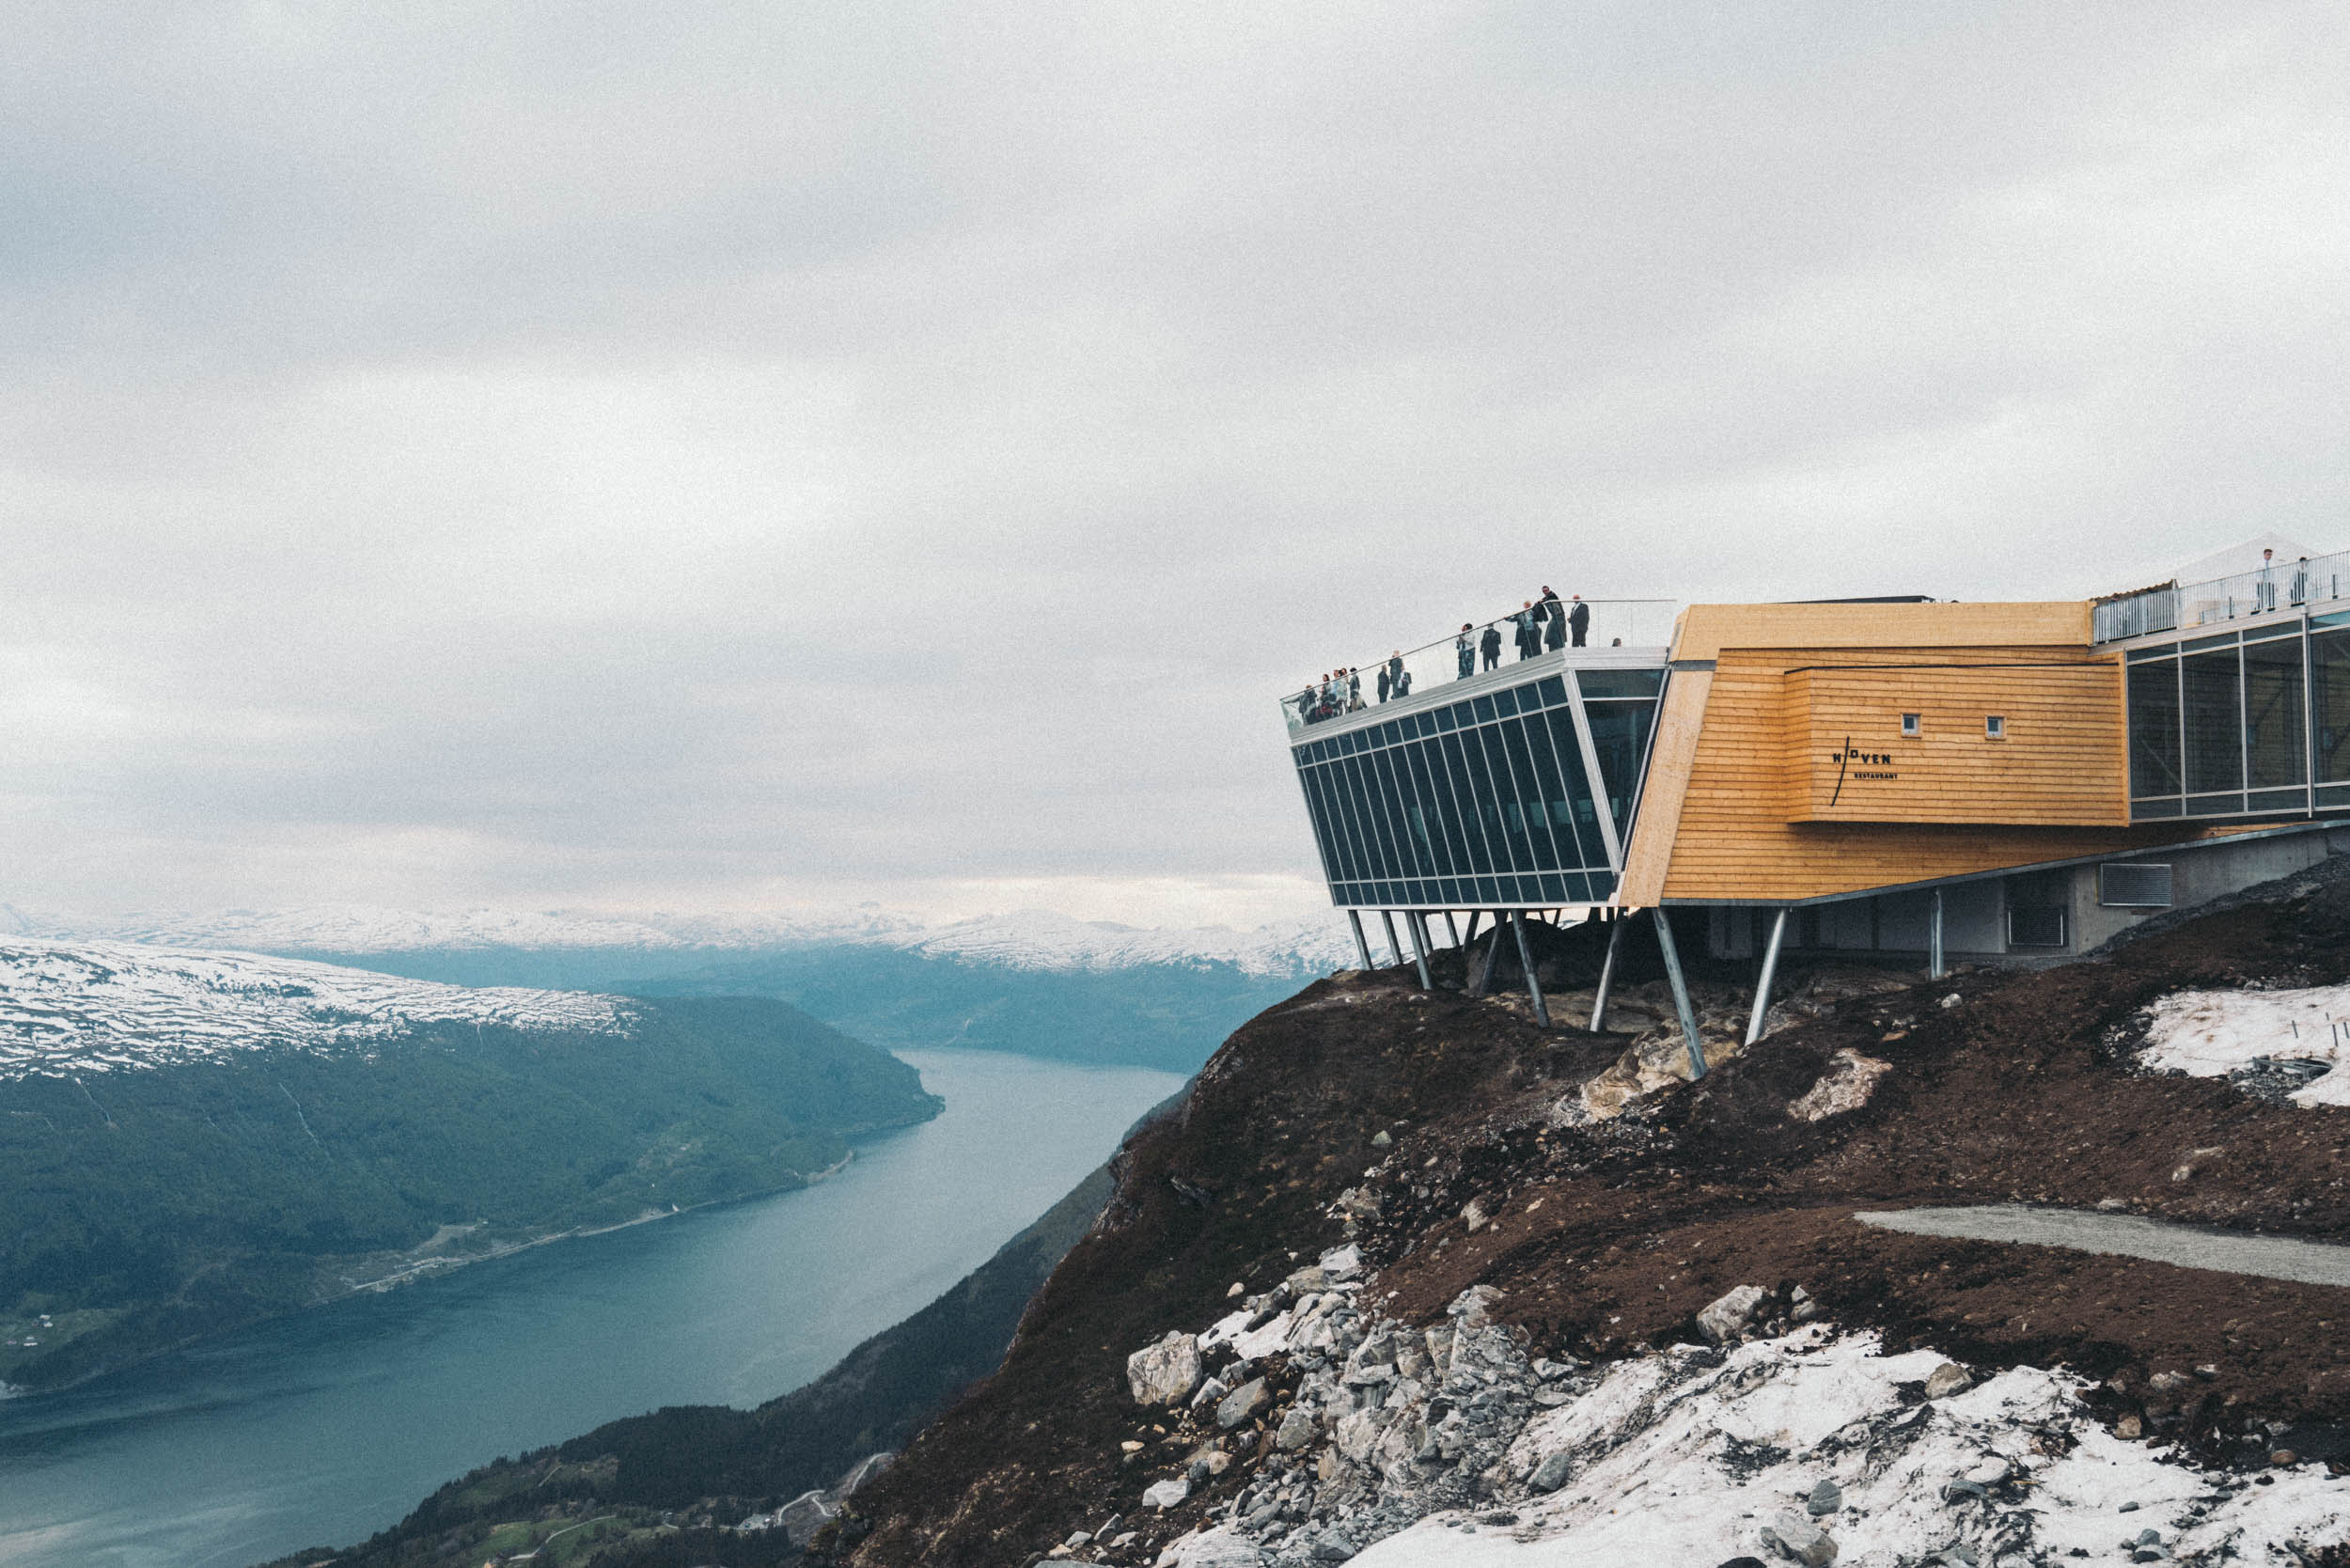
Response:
[2095, 549, 2350, 642]
[1277, 599, 1675, 735]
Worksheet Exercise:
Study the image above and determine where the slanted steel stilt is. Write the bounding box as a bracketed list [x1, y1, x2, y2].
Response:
[1653, 906, 1708, 1079]
[1746, 907, 1790, 1046]
[1405, 912, 1433, 990]
[1347, 909, 1374, 973]
[1929, 889, 1946, 980]
[1444, 911, 1462, 947]
[1379, 910, 1405, 970]
[1463, 910, 1484, 948]
[1590, 911, 1627, 1030]
[1510, 909, 1552, 1027]
[1466, 917, 1504, 997]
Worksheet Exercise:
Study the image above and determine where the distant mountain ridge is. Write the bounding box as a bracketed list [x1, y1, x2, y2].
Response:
[8, 904, 1358, 979]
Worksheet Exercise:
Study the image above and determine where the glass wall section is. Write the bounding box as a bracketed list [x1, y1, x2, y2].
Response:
[1285, 670, 1657, 906]
[1579, 670, 1662, 837]
[2126, 651, 2182, 815]
[2182, 643, 2245, 812]
[2316, 623, 2350, 807]
[2244, 633, 2308, 808]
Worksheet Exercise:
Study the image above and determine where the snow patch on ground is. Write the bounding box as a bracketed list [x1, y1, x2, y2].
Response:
[0, 938, 629, 1078]
[2138, 983, 2350, 1105]
[1351, 1327, 2350, 1568]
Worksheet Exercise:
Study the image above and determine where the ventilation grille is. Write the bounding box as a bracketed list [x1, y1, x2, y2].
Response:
[2099, 862, 2173, 909]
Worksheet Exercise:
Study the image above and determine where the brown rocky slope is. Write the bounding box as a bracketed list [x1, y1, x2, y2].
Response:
[830, 868, 2350, 1568]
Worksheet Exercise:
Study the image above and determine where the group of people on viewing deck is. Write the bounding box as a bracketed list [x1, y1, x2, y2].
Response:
[1290, 588, 1594, 726]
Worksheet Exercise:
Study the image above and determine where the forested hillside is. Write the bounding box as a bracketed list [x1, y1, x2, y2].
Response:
[0, 984, 939, 1390]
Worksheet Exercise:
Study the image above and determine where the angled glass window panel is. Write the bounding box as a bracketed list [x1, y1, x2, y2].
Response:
[2320, 783, 2350, 808]
[2186, 792, 2245, 817]
[1498, 719, 1567, 870]
[1403, 743, 1464, 876]
[1340, 756, 1398, 882]
[2183, 632, 2239, 653]
[2125, 656, 2182, 798]
[1584, 700, 1658, 837]
[2125, 644, 2176, 663]
[1324, 760, 1371, 883]
[2182, 647, 2244, 794]
[1435, 705, 1459, 730]
[1589, 868, 1618, 902]
[1512, 712, 1588, 870]
[1377, 721, 1402, 747]
[1538, 874, 1568, 902]
[1575, 668, 1666, 698]
[2132, 796, 2184, 819]
[1397, 744, 1447, 874]
[1415, 713, 1436, 737]
[1493, 686, 1519, 715]
[1473, 695, 1498, 723]
[1366, 746, 1425, 878]
[1419, 740, 1480, 879]
[2248, 787, 2306, 813]
[1438, 730, 1501, 877]
[2314, 629, 2350, 784]
[1477, 723, 1542, 871]
[1543, 708, 1607, 849]
[1453, 725, 1514, 870]
[1388, 745, 1442, 879]
[2244, 634, 2307, 791]
[1294, 769, 1343, 885]
[1537, 676, 1568, 706]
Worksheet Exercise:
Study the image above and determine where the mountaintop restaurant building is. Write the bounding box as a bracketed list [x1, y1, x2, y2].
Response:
[1279, 549, 2350, 1072]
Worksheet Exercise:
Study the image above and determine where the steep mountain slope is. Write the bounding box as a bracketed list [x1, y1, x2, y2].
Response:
[259, 865, 2350, 1566]
[0, 941, 940, 1390]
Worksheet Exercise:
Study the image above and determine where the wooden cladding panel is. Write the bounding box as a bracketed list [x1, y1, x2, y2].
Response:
[1669, 601, 2094, 663]
[1654, 644, 2208, 903]
[1788, 662, 2127, 826]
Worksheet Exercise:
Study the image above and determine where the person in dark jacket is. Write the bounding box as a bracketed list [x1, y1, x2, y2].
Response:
[1540, 586, 1565, 651]
[1512, 601, 1541, 659]
[1385, 651, 1405, 699]
[1375, 664, 1391, 703]
[1480, 622, 1502, 671]
[1456, 624, 1476, 679]
[1568, 594, 1590, 647]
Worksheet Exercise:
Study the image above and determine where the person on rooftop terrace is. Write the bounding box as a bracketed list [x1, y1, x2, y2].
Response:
[2257, 548, 2278, 612]
[1568, 593, 1590, 647]
[1540, 586, 1565, 651]
[2293, 556, 2311, 607]
[1480, 621, 1502, 671]
[1456, 624, 1476, 679]
[1385, 651, 1405, 699]
[1512, 601, 1540, 659]
[1347, 666, 1363, 710]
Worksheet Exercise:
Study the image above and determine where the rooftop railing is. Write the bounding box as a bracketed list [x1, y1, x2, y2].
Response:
[2095, 549, 2350, 643]
[1277, 599, 1675, 736]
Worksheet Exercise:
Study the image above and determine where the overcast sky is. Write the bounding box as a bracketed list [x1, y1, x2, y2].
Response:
[4, 1, 2346, 927]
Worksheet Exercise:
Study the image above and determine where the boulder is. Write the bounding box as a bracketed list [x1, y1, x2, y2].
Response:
[1128, 1330, 1203, 1406]
[1529, 1450, 1574, 1493]
[1786, 1050, 1892, 1122]
[1806, 1478, 1841, 1515]
[1922, 1362, 1973, 1399]
[1449, 1285, 1505, 1330]
[1319, 1243, 1364, 1280]
[1698, 1286, 1768, 1345]
[1217, 1378, 1272, 1430]
[1759, 1510, 1839, 1566]
[1275, 1405, 1320, 1450]
[1141, 1476, 1190, 1511]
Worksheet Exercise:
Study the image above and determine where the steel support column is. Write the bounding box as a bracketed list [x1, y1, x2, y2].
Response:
[1463, 910, 1484, 949]
[1510, 909, 1551, 1027]
[1929, 889, 1946, 980]
[1379, 911, 1405, 970]
[1404, 911, 1434, 990]
[1745, 907, 1791, 1046]
[1653, 906, 1708, 1079]
[1590, 911, 1627, 1030]
[1444, 911, 1462, 948]
[1346, 909, 1374, 973]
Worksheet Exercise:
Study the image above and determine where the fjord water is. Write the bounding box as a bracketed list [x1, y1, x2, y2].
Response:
[0, 1049, 1183, 1568]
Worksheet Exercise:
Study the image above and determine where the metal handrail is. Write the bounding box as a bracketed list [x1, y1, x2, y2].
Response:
[2095, 548, 2350, 642]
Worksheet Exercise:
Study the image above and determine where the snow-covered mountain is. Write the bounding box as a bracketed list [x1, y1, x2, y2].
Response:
[0, 937, 627, 1079]
[8, 904, 1359, 980]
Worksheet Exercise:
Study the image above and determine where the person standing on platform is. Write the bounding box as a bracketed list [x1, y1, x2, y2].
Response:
[1375, 664, 1391, 703]
[1568, 594, 1590, 647]
[1347, 666, 1363, 710]
[1386, 651, 1405, 700]
[1510, 601, 1534, 659]
[2257, 548, 2278, 612]
[1480, 622, 1502, 671]
[2293, 556, 2311, 607]
[1456, 624, 1476, 679]
[1540, 586, 1565, 651]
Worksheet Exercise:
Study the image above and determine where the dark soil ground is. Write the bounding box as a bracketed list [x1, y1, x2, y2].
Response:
[836, 870, 2350, 1568]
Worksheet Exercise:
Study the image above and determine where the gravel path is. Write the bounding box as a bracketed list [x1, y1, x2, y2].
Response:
[1856, 1204, 2350, 1288]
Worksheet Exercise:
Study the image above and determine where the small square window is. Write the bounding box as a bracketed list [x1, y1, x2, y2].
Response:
[1985, 714, 2007, 739]
[1900, 713, 1920, 737]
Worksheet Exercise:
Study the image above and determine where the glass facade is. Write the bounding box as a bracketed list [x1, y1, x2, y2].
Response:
[1288, 666, 1662, 907]
[2124, 615, 2350, 821]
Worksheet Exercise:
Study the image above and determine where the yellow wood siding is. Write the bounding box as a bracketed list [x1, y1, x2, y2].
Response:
[1670, 601, 2094, 663]
[1633, 638, 2239, 904]
[1788, 662, 2128, 826]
